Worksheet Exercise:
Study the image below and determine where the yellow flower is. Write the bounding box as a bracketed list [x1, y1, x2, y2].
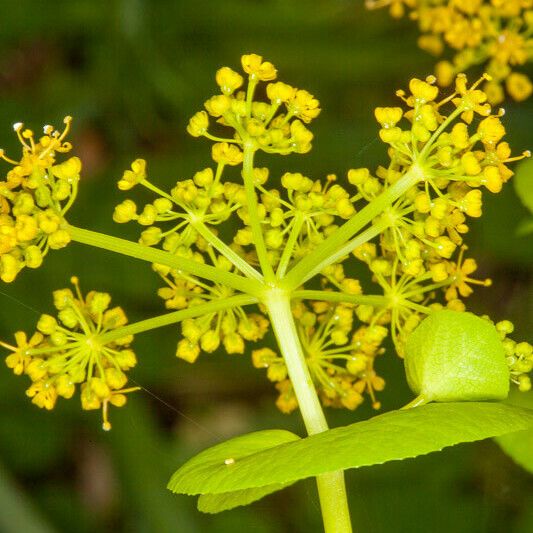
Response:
[215, 67, 244, 95]
[187, 111, 209, 137]
[506, 72, 533, 101]
[409, 78, 439, 103]
[0, 118, 79, 282]
[459, 189, 483, 217]
[374, 107, 403, 127]
[368, 0, 533, 102]
[241, 54, 277, 81]
[444, 248, 492, 301]
[477, 116, 506, 145]
[211, 143, 244, 166]
[118, 159, 147, 191]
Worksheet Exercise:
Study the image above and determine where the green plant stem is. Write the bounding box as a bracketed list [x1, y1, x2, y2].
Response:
[297, 220, 388, 285]
[265, 289, 352, 533]
[192, 220, 263, 281]
[276, 212, 304, 278]
[285, 166, 422, 289]
[68, 225, 263, 297]
[98, 294, 257, 344]
[293, 290, 388, 307]
[242, 143, 276, 281]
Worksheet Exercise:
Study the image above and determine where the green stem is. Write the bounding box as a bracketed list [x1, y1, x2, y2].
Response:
[264, 289, 352, 533]
[276, 213, 304, 278]
[68, 225, 263, 297]
[192, 220, 263, 281]
[285, 167, 422, 289]
[293, 290, 388, 308]
[98, 294, 257, 344]
[242, 143, 275, 280]
[418, 105, 464, 162]
[298, 219, 388, 286]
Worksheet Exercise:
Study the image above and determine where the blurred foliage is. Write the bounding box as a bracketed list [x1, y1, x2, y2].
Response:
[0, 0, 531, 532]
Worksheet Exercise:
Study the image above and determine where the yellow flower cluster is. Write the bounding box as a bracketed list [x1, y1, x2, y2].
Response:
[114, 161, 245, 241]
[187, 53, 320, 155]
[234, 171, 362, 271]
[366, 0, 533, 103]
[253, 302, 388, 413]
[114, 160, 272, 361]
[1, 277, 138, 430]
[496, 320, 533, 392]
[0, 118, 80, 282]
[349, 73, 529, 355]
[111, 56, 531, 413]
[158, 254, 270, 362]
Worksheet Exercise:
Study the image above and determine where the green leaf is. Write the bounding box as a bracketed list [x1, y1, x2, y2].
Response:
[197, 483, 292, 514]
[496, 391, 533, 474]
[404, 311, 509, 402]
[514, 158, 533, 215]
[168, 403, 533, 496]
[172, 429, 300, 513]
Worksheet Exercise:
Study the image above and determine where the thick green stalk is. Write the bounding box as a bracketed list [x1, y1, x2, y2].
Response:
[284, 166, 422, 289]
[68, 225, 263, 297]
[241, 143, 276, 280]
[98, 294, 257, 344]
[264, 289, 352, 533]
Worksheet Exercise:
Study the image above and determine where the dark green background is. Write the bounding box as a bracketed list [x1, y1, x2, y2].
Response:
[0, 1, 531, 532]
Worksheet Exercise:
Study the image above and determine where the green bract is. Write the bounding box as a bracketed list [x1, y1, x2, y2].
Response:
[404, 310, 509, 402]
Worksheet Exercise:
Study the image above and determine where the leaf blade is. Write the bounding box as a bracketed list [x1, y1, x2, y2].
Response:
[169, 403, 533, 496]
[197, 483, 293, 514]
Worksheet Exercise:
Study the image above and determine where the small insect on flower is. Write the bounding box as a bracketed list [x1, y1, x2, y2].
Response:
[1, 277, 139, 430]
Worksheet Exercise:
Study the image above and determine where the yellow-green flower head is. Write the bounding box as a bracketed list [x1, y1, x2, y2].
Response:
[155, 252, 270, 362]
[0, 118, 80, 282]
[496, 319, 533, 393]
[358, 73, 530, 280]
[341, 71, 530, 358]
[186, 54, 320, 156]
[367, 0, 533, 103]
[0, 277, 139, 430]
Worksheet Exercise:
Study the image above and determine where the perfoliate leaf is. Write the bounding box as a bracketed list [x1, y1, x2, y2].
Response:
[168, 429, 300, 504]
[197, 483, 292, 514]
[168, 403, 533, 497]
[181, 429, 300, 513]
